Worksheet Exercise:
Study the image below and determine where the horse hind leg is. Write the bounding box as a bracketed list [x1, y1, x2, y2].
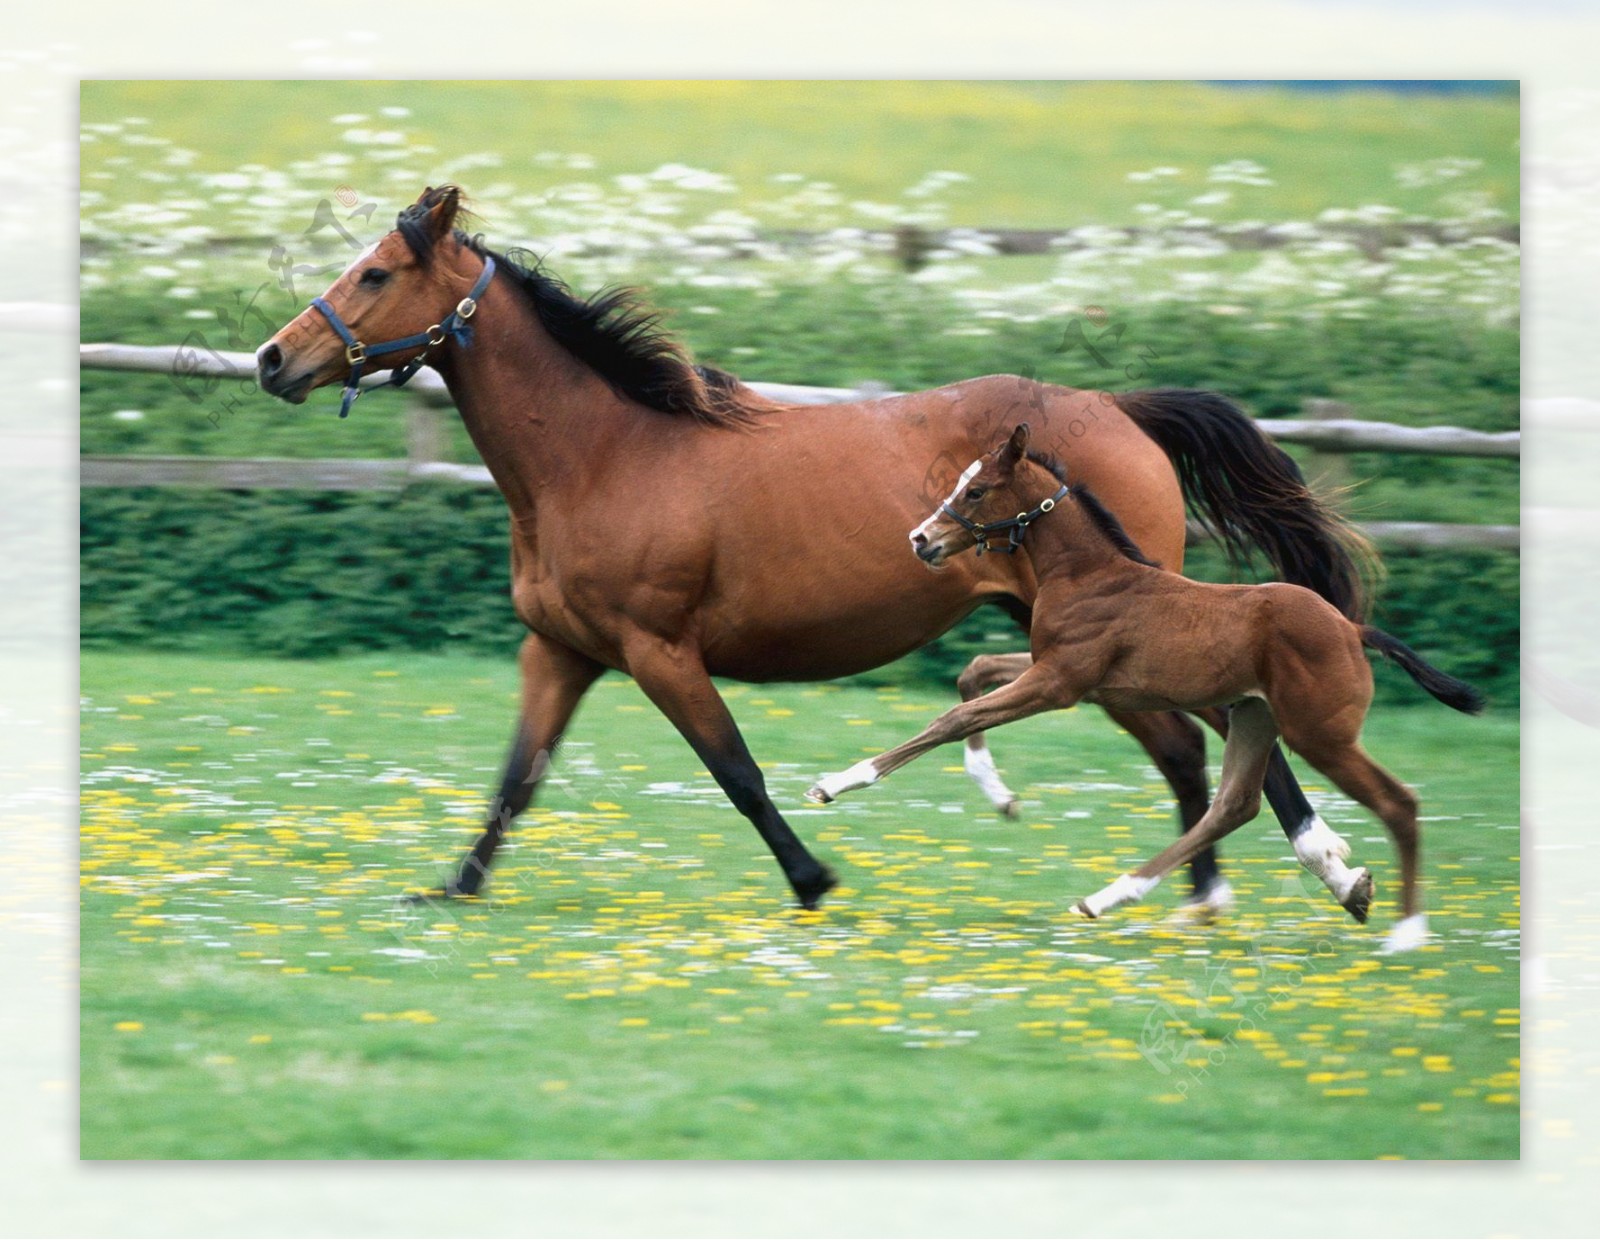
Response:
[1293, 738, 1423, 951]
[955, 652, 1032, 817]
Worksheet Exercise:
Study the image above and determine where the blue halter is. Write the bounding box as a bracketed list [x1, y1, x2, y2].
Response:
[308, 254, 496, 417]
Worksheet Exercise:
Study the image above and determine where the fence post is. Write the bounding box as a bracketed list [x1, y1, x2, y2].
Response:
[407, 400, 444, 477]
[1302, 398, 1353, 494]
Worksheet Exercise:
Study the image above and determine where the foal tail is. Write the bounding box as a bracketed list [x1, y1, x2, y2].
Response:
[1360, 626, 1487, 715]
[1117, 388, 1379, 622]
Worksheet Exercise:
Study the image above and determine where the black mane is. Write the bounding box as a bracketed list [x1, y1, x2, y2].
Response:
[1024, 450, 1160, 568]
[396, 188, 752, 428]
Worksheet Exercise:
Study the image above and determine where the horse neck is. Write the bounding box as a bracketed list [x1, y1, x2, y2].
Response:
[1014, 478, 1130, 584]
[431, 273, 633, 517]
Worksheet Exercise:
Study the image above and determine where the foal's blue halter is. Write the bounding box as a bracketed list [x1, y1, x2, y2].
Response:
[308, 254, 497, 418]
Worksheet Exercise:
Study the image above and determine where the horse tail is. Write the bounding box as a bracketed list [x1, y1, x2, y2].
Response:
[1360, 626, 1486, 715]
[1116, 388, 1379, 622]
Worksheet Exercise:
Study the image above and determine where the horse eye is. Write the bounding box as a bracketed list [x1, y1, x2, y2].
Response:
[360, 268, 390, 287]
[966, 487, 986, 502]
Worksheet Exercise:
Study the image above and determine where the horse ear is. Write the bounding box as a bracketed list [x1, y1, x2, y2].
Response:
[413, 185, 462, 241]
[999, 422, 1030, 471]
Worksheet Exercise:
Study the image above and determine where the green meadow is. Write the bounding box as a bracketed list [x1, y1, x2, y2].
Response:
[81, 651, 1518, 1160]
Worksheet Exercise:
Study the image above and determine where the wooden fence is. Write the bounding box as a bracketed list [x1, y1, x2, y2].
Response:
[79, 343, 1521, 551]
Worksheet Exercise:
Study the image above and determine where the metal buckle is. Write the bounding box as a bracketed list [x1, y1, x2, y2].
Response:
[456, 296, 477, 319]
[1040, 497, 1055, 512]
[345, 342, 366, 366]
[426, 323, 447, 347]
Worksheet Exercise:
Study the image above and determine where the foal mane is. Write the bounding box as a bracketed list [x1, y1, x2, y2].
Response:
[397, 186, 755, 428]
[1024, 450, 1161, 569]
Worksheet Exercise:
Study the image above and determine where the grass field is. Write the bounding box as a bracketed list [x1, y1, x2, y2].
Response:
[80, 80, 1519, 229]
[81, 650, 1519, 1160]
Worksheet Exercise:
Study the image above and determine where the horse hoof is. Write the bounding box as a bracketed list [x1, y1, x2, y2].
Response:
[1341, 868, 1373, 924]
[795, 866, 839, 910]
[1379, 913, 1429, 954]
[1074, 898, 1098, 919]
[1000, 799, 1021, 820]
[804, 784, 833, 805]
[1173, 879, 1233, 923]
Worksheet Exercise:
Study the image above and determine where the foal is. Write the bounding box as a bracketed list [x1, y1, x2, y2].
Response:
[807, 424, 1484, 952]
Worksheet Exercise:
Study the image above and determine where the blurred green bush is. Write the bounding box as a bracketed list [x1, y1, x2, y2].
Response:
[80, 485, 1518, 707]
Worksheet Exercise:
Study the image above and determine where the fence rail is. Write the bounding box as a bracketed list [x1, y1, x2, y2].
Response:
[79, 342, 1521, 550]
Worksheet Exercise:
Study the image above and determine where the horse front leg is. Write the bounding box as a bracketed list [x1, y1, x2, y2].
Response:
[435, 631, 603, 898]
[1078, 698, 1278, 919]
[627, 640, 837, 909]
[809, 664, 1071, 804]
[955, 652, 1032, 817]
[1101, 706, 1224, 908]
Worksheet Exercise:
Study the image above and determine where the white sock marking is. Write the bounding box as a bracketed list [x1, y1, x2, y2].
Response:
[963, 743, 1017, 810]
[1380, 913, 1429, 954]
[1294, 815, 1360, 900]
[1080, 872, 1158, 918]
[811, 759, 881, 802]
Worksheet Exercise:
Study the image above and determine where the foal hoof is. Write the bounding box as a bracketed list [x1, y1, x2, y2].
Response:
[794, 866, 839, 910]
[1000, 799, 1021, 820]
[804, 784, 833, 805]
[1073, 898, 1098, 919]
[1173, 879, 1234, 924]
[1340, 868, 1374, 924]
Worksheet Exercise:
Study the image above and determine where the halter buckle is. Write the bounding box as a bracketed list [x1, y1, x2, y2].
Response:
[345, 342, 366, 367]
[1040, 497, 1056, 512]
[456, 296, 478, 320]
[426, 323, 447, 347]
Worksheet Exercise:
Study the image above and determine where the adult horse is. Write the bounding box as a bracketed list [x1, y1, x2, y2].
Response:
[256, 185, 1373, 911]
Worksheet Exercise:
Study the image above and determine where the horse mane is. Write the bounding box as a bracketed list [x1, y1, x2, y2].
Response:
[1024, 450, 1161, 569]
[396, 186, 755, 428]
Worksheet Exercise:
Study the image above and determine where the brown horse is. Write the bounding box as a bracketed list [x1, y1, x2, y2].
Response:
[807, 424, 1484, 951]
[256, 185, 1373, 912]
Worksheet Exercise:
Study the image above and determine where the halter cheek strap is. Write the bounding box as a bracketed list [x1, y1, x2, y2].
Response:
[308, 254, 496, 418]
[941, 483, 1071, 555]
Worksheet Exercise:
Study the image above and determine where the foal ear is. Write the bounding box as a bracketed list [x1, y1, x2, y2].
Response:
[998, 422, 1031, 472]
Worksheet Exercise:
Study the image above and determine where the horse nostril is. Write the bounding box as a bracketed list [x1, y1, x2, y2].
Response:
[257, 342, 284, 379]
[911, 532, 928, 549]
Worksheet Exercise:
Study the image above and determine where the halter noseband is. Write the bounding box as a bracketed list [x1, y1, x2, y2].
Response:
[308, 254, 496, 418]
[941, 483, 1071, 555]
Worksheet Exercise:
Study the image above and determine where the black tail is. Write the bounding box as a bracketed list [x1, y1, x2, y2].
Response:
[1117, 388, 1379, 622]
[1360, 626, 1486, 714]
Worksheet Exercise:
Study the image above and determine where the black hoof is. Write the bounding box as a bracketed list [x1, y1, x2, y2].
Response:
[1342, 869, 1374, 925]
[794, 865, 839, 910]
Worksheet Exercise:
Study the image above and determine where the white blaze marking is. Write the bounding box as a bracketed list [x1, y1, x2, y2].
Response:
[911, 458, 982, 546]
[963, 742, 1017, 810]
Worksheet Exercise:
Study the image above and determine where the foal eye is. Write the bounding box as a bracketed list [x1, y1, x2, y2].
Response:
[965, 487, 986, 502]
[359, 268, 391, 287]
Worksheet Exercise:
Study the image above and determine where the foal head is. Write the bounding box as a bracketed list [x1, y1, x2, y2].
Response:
[910, 423, 1049, 566]
[257, 185, 482, 404]
[909, 423, 1160, 570]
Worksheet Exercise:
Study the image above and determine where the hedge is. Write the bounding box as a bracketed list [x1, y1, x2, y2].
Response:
[81, 485, 1518, 707]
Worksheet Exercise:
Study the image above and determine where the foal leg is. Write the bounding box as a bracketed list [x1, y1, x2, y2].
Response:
[1193, 707, 1362, 916]
[809, 664, 1071, 804]
[955, 652, 1032, 817]
[1077, 698, 1279, 919]
[1294, 740, 1424, 952]
[1103, 706, 1226, 908]
[439, 631, 604, 897]
[628, 640, 836, 909]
